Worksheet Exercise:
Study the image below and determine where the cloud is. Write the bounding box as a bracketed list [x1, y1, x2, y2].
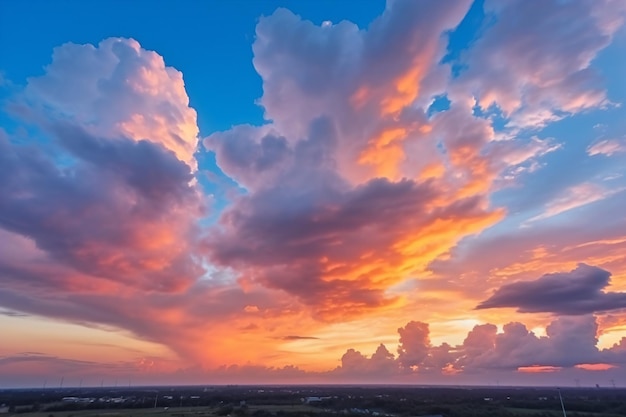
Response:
[281, 335, 319, 341]
[2, 0, 626, 382]
[453, 0, 626, 130]
[0, 352, 184, 388]
[334, 343, 397, 378]
[456, 315, 605, 370]
[0, 37, 206, 296]
[204, 1, 514, 320]
[477, 264, 626, 315]
[524, 182, 624, 224]
[397, 321, 431, 370]
[204, 167, 501, 318]
[587, 138, 626, 156]
[252, 1, 473, 143]
[0, 352, 95, 368]
[331, 314, 626, 378]
[0, 309, 28, 317]
[201, 0, 626, 328]
[0, 124, 202, 292]
[3, 315, 626, 386]
[0, 40, 247, 366]
[204, 124, 292, 191]
[25, 38, 199, 168]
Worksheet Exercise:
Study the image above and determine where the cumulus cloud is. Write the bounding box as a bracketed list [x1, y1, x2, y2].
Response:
[477, 264, 626, 315]
[0, 123, 202, 292]
[397, 321, 431, 370]
[0, 39, 242, 366]
[0, 38, 207, 295]
[201, 0, 626, 324]
[331, 314, 626, 379]
[199, 1, 621, 319]
[204, 0, 517, 319]
[25, 37, 199, 168]
[454, 316, 606, 370]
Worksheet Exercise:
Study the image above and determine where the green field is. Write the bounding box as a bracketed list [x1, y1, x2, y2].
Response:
[8, 404, 323, 417]
[8, 406, 220, 417]
[7, 403, 625, 417]
[245, 405, 321, 413]
[506, 407, 624, 417]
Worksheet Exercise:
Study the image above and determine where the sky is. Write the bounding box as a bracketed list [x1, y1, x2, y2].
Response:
[1, 0, 626, 388]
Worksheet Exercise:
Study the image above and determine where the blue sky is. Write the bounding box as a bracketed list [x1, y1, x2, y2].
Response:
[1, 0, 386, 133]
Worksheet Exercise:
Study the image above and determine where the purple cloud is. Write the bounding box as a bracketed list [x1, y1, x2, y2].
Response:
[477, 264, 626, 315]
[0, 125, 202, 292]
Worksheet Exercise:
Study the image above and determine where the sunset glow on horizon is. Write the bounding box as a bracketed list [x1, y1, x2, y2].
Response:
[1, 0, 626, 388]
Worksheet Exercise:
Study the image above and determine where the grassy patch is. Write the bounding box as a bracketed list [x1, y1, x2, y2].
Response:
[506, 407, 624, 417]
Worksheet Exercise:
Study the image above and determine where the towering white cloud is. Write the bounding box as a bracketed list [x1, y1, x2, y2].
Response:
[26, 37, 199, 168]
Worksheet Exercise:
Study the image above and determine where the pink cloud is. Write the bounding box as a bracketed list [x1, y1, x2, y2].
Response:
[25, 38, 199, 168]
[0, 40, 249, 367]
[526, 182, 624, 223]
[332, 314, 626, 379]
[248, 1, 474, 184]
[0, 124, 202, 293]
[587, 138, 626, 156]
[453, 0, 625, 130]
[397, 321, 431, 370]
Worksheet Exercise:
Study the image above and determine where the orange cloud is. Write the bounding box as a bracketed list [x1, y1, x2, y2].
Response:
[575, 363, 616, 371]
[381, 60, 426, 117]
[358, 127, 407, 178]
[518, 365, 562, 373]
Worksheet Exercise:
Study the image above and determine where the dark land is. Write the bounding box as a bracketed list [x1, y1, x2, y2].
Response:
[1, 385, 625, 417]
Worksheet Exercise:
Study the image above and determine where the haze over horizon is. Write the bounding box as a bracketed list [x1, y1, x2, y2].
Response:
[1, 0, 626, 388]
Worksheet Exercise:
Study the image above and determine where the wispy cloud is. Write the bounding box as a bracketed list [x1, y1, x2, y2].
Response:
[525, 182, 624, 224]
[587, 138, 626, 156]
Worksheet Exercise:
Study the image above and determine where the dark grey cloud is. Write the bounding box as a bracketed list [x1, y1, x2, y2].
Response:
[0, 353, 95, 368]
[476, 264, 626, 315]
[0, 309, 28, 317]
[280, 335, 319, 341]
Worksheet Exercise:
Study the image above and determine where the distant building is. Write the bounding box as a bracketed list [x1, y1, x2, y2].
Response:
[303, 396, 331, 403]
